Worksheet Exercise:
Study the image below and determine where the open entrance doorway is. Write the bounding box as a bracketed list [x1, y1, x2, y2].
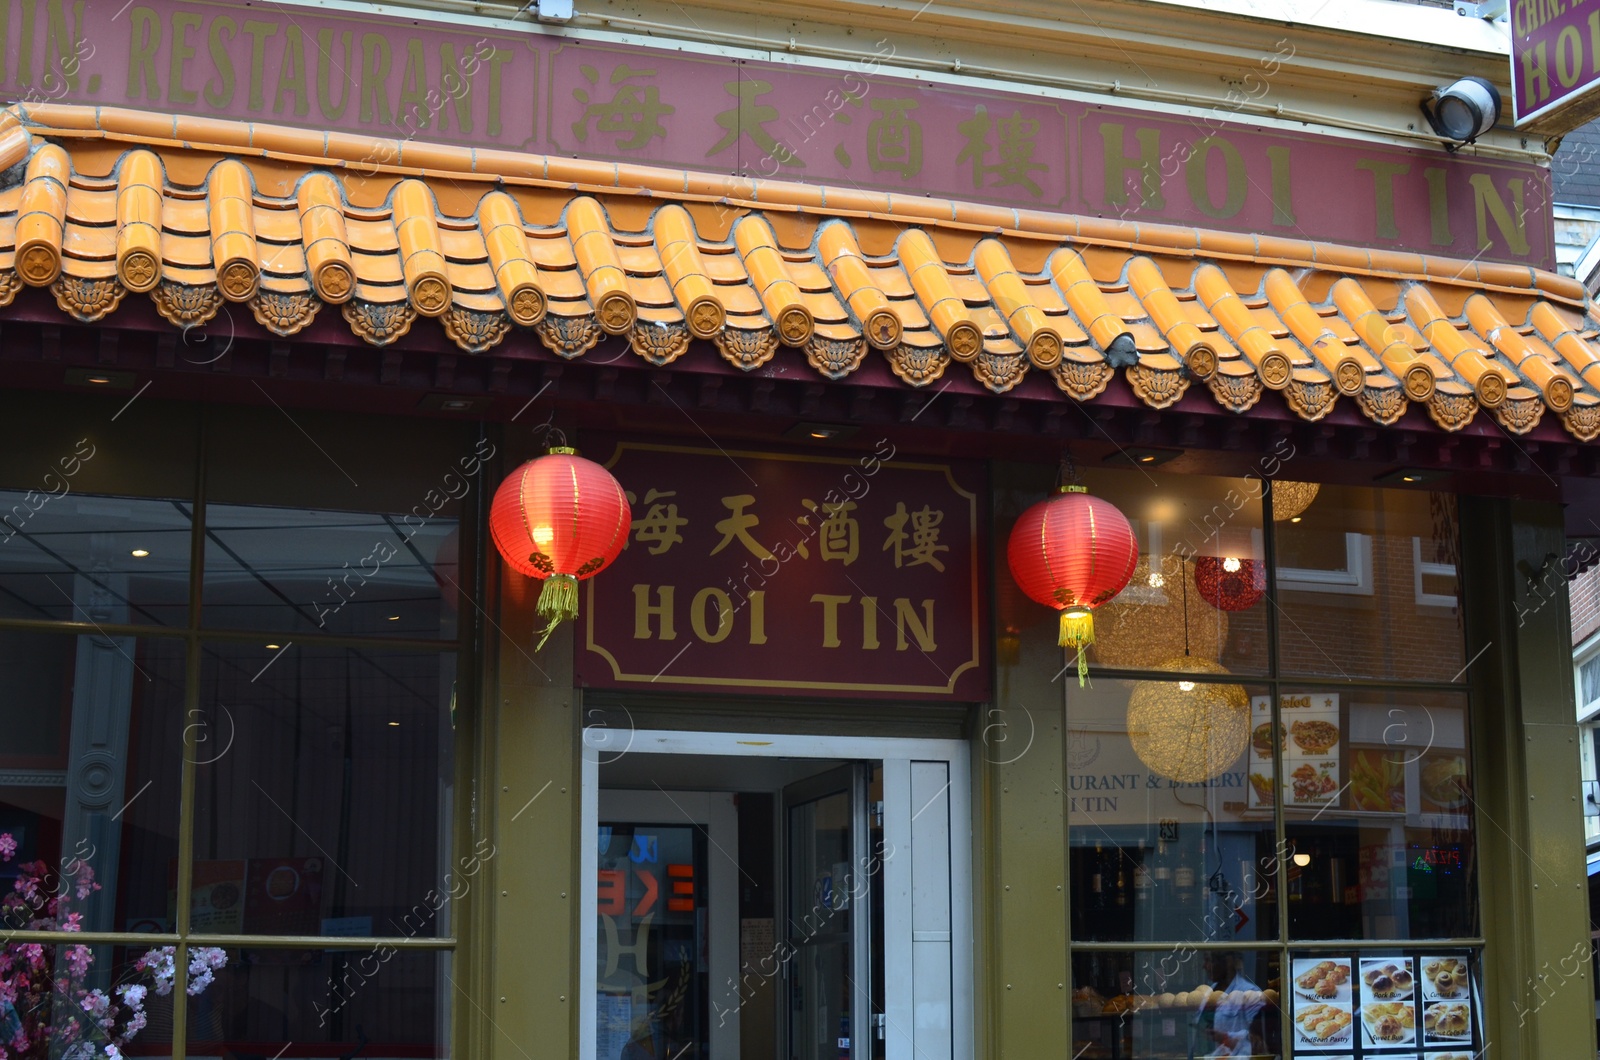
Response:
[579, 730, 972, 1060]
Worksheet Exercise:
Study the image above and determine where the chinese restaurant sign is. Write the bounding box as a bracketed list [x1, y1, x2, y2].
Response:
[1512, 0, 1600, 132]
[3, 0, 1553, 267]
[576, 441, 987, 699]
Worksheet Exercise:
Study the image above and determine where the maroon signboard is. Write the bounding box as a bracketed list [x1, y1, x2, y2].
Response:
[576, 441, 987, 699]
[2, 0, 1552, 266]
[1513, 0, 1600, 132]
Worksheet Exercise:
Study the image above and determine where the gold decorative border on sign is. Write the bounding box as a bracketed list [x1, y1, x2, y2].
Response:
[582, 440, 983, 696]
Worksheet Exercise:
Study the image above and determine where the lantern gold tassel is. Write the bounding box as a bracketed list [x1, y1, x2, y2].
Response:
[534, 573, 580, 650]
[1060, 610, 1094, 686]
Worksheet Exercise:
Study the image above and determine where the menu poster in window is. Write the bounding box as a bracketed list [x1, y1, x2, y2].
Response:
[1417, 753, 1471, 816]
[1289, 952, 1482, 1058]
[1282, 693, 1342, 807]
[173, 859, 246, 934]
[243, 857, 324, 936]
[1247, 699, 1277, 810]
[1290, 957, 1354, 1049]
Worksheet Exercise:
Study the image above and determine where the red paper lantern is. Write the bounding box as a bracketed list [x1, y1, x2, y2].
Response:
[1194, 555, 1265, 612]
[1006, 486, 1139, 682]
[489, 447, 632, 648]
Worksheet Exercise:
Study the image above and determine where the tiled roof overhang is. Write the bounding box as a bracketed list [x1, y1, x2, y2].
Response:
[4, 103, 1599, 441]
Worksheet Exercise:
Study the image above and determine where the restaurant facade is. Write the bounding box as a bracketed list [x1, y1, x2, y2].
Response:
[0, 0, 1595, 1057]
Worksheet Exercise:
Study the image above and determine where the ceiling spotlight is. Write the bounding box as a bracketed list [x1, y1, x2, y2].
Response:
[387, 614, 401, 621]
[1376, 467, 1447, 485]
[1105, 447, 1181, 468]
[784, 421, 860, 442]
[130, 549, 150, 558]
[265, 643, 281, 650]
[388, 721, 401, 727]
[1422, 76, 1501, 147]
[1290, 516, 1302, 523]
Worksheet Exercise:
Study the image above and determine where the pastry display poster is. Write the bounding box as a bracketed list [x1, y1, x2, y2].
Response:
[1251, 694, 1342, 810]
[1289, 951, 1481, 1057]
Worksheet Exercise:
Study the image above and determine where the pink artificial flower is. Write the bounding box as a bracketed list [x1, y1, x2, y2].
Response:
[0, 833, 15, 860]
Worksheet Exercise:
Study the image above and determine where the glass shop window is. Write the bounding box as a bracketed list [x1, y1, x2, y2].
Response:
[0, 489, 193, 626]
[1282, 688, 1476, 941]
[0, 630, 184, 934]
[1274, 486, 1464, 682]
[1071, 949, 1282, 1059]
[1076, 467, 1270, 678]
[190, 643, 457, 939]
[1066, 677, 1278, 944]
[188, 947, 450, 1058]
[200, 503, 460, 640]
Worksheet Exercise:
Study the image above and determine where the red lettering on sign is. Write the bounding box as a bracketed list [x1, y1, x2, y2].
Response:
[633, 868, 659, 916]
[597, 869, 625, 916]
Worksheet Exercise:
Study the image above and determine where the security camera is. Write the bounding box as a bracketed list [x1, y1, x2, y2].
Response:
[1422, 77, 1502, 148]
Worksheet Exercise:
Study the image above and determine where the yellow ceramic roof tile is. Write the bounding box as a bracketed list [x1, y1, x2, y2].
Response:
[10, 101, 1600, 437]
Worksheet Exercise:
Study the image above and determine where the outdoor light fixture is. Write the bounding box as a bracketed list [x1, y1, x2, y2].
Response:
[1422, 77, 1501, 148]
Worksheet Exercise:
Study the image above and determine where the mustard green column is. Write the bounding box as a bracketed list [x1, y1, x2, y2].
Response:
[1462, 495, 1596, 1057]
[487, 565, 583, 1060]
[985, 464, 1072, 1057]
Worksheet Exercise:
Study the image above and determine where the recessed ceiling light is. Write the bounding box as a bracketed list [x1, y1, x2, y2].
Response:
[387, 614, 401, 621]
[388, 721, 400, 727]
[783, 421, 860, 442]
[1290, 516, 1302, 524]
[87, 375, 112, 385]
[1104, 447, 1181, 468]
[1376, 467, 1446, 485]
[265, 643, 281, 650]
[130, 549, 150, 558]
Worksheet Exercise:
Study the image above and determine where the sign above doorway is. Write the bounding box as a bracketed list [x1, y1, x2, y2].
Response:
[576, 440, 988, 699]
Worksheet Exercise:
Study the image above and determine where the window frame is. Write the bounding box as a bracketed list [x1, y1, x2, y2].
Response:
[0, 413, 473, 1060]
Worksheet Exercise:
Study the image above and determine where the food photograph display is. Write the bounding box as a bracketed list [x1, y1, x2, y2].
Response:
[1288, 952, 1480, 1057]
[1251, 694, 1343, 809]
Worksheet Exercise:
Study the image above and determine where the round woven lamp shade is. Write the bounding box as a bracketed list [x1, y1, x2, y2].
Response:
[1126, 657, 1251, 783]
[1092, 553, 1228, 669]
[1194, 555, 1265, 612]
[1269, 481, 1320, 521]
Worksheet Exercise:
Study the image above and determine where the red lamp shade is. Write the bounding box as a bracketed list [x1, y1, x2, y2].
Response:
[1194, 555, 1265, 612]
[489, 448, 632, 648]
[1006, 486, 1138, 682]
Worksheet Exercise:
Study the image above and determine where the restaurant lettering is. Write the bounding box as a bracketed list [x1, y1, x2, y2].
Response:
[577, 441, 987, 698]
[0, 0, 1552, 267]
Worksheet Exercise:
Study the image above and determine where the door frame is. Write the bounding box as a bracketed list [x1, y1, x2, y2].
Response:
[579, 728, 974, 1060]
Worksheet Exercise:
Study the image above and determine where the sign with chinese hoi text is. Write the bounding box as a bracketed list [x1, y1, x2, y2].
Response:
[10, 0, 1552, 266]
[576, 441, 987, 699]
[1513, 0, 1600, 132]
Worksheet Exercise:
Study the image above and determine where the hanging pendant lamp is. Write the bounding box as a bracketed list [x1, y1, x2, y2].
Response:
[489, 446, 632, 649]
[1006, 484, 1138, 684]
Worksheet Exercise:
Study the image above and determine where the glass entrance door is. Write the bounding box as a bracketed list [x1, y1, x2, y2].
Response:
[596, 790, 738, 1060]
[783, 765, 873, 1060]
